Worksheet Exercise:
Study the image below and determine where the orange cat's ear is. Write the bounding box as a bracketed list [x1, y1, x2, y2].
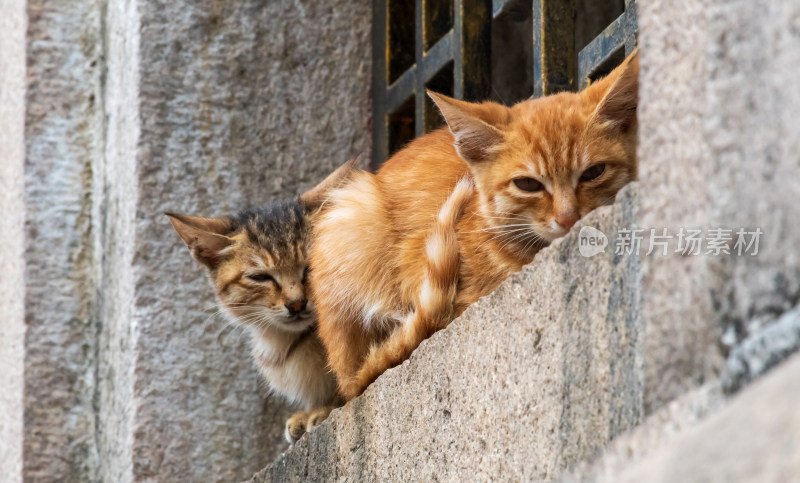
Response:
[166, 213, 234, 269]
[587, 49, 639, 132]
[300, 157, 361, 211]
[428, 91, 509, 164]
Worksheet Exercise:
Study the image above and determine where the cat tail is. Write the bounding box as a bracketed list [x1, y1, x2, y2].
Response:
[348, 177, 474, 399]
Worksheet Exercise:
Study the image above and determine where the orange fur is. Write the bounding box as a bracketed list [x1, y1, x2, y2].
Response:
[311, 52, 640, 399]
[351, 177, 474, 394]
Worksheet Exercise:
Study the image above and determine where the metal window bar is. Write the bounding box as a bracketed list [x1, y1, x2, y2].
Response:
[576, 0, 638, 90]
[533, 0, 637, 95]
[372, 0, 638, 168]
[371, 0, 492, 169]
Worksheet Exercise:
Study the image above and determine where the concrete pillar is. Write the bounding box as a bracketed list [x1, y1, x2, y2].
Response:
[20, 0, 104, 480]
[638, 0, 800, 411]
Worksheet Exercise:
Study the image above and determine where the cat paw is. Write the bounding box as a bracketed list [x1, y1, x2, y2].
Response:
[305, 405, 335, 430]
[284, 411, 309, 443]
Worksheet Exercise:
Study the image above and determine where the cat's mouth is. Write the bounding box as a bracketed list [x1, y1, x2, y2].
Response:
[284, 312, 315, 325]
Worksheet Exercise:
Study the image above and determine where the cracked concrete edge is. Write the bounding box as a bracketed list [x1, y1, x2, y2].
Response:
[721, 305, 800, 393]
[573, 351, 800, 483]
[561, 304, 800, 482]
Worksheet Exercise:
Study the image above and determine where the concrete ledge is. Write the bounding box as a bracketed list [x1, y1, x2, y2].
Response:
[249, 185, 642, 482]
[564, 351, 800, 482]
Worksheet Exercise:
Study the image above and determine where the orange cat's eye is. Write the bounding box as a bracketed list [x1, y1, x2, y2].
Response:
[247, 273, 275, 283]
[512, 177, 544, 192]
[580, 163, 606, 182]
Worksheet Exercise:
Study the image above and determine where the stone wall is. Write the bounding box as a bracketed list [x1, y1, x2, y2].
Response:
[0, 1, 371, 481]
[638, 0, 800, 413]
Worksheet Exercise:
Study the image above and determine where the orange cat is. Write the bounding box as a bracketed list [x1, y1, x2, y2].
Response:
[310, 52, 639, 400]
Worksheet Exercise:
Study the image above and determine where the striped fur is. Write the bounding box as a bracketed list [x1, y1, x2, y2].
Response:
[351, 178, 474, 393]
[166, 159, 356, 442]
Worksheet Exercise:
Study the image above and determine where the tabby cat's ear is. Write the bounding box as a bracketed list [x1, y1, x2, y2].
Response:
[300, 157, 361, 211]
[588, 49, 639, 133]
[166, 213, 234, 269]
[428, 91, 509, 164]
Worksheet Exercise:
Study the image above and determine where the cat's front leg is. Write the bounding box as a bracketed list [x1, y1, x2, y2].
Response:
[284, 405, 338, 443]
[305, 405, 336, 431]
[284, 410, 309, 443]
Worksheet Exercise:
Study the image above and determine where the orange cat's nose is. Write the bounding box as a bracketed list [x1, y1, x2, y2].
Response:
[555, 213, 579, 231]
[286, 299, 307, 315]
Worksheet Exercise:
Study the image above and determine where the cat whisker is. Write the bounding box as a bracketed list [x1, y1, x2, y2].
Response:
[483, 208, 519, 214]
[478, 213, 530, 222]
[496, 226, 548, 251]
[483, 208, 528, 216]
[597, 194, 619, 207]
[473, 223, 534, 233]
[520, 233, 547, 254]
[200, 306, 235, 326]
[237, 312, 273, 324]
[488, 227, 536, 239]
[474, 226, 531, 251]
[471, 209, 528, 220]
[498, 230, 538, 251]
[216, 323, 239, 347]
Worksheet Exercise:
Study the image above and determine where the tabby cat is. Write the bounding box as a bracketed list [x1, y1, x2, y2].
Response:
[310, 51, 639, 400]
[167, 160, 355, 442]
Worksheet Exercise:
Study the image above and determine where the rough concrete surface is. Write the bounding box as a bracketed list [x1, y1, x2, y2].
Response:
[616, 353, 800, 482]
[638, 0, 800, 413]
[722, 304, 800, 393]
[8, 0, 800, 481]
[250, 186, 642, 482]
[97, 0, 141, 480]
[560, 382, 726, 482]
[563, 307, 800, 482]
[21, 1, 104, 480]
[0, 0, 28, 481]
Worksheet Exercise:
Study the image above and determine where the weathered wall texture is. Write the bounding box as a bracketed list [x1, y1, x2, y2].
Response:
[0, 1, 27, 481]
[3, 0, 371, 481]
[561, 309, 800, 482]
[22, 1, 104, 480]
[98, 0, 141, 480]
[638, 0, 800, 412]
[252, 187, 642, 482]
[617, 353, 800, 482]
[563, 350, 800, 482]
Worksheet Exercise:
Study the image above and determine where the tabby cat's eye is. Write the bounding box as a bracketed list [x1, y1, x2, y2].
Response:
[302, 267, 310, 282]
[513, 177, 544, 192]
[247, 273, 275, 283]
[580, 163, 606, 182]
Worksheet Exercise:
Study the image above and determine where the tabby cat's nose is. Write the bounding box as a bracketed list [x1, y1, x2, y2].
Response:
[286, 299, 307, 315]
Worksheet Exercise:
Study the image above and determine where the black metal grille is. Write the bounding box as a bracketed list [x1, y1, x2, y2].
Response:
[372, 0, 638, 169]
